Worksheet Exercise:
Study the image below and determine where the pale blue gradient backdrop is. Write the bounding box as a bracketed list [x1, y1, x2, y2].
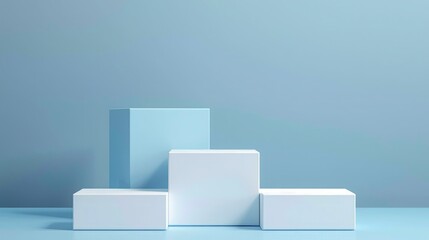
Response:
[0, 0, 428, 207]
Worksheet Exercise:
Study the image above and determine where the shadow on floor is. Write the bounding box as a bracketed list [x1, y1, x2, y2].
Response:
[233, 226, 262, 231]
[46, 222, 73, 230]
[169, 225, 262, 231]
[18, 208, 72, 219]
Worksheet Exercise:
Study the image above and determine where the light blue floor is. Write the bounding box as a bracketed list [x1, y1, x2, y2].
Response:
[0, 208, 428, 240]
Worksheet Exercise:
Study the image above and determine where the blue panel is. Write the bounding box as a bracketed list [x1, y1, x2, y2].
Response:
[110, 108, 210, 188]
[109, 109, 130, 188]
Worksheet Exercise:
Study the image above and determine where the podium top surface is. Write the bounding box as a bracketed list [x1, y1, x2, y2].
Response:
[74, 189, 168, 196]
[260, 188, 355, 196]
[169, 149, 259, 154]
[110, 108, 210, 111]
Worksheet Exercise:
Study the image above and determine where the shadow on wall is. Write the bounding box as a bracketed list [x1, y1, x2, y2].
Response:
[141, 159, 168, 189]
[0, 150, 96, 207]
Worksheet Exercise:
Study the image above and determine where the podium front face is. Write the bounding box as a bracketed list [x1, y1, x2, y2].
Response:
[260, 188, 356, 230]
[73, 189, 168, 230]
[168, 150, 260, 226]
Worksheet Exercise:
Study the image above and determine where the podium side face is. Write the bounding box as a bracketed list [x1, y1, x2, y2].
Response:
[168, 150, 260, 225]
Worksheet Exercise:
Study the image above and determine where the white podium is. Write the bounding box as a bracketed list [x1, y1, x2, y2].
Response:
[260, 189, 355, 230]
[168, 150, 260, 225]
[73, 189, 168, 230]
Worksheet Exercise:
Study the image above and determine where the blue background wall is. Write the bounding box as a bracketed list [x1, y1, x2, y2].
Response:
[1, 0, 428, 207]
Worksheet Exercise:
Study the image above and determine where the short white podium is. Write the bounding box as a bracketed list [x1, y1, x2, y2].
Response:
[260, 189, 355, 230]
[168, 150, 260, 225]
[73, 189, 168, 230]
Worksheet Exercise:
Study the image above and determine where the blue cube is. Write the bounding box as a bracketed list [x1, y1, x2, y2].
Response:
[109, 108, 210, 188]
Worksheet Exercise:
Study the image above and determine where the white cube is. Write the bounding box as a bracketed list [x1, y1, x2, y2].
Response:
[73, 189, 168, 230]
[260, 189, 356, 230]
[168, 150, 260, 225]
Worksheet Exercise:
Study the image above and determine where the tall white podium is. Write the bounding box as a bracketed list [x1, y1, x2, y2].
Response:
[168, 150, 260, 225]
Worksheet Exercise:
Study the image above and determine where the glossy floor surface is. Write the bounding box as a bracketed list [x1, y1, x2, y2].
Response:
[1, 208, 428, 240]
